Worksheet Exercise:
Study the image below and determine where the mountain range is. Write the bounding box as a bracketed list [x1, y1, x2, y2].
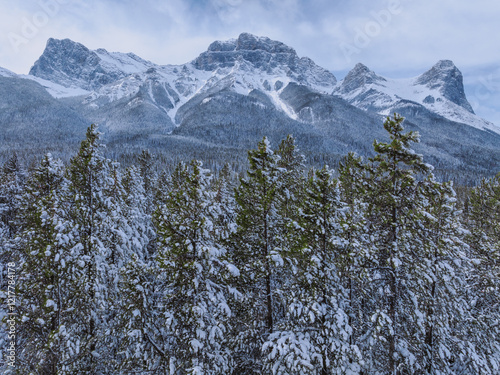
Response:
[1, 33, 499, 181]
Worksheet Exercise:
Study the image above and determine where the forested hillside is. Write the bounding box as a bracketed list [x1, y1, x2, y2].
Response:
[0, 114, 499, 374]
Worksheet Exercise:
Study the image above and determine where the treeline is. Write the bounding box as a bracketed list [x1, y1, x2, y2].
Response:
[0, 115, 499, 374]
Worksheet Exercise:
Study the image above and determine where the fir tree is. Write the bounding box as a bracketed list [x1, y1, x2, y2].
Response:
[263, 166, 361, 374]
[362, 114, 431, 374]
[11, 154, 71, 374]
[230, 137, 288, 373]
[155, 160, 235, 374]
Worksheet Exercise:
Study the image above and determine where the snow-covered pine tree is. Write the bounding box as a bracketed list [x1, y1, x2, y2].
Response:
[212, 163, 237, 243]
[0, 153, 26, 371]
[155, 160, 235, 374]
[113, 165, 160, 373]
[115, 252, 167, 373]
[337, 152, 376, 371]
[412, 177, 473, 374]
[8, 154, 71, 374]
[275, 135, 307, 299]
[263, 165, 361, 374]
[361, 114, 432, 374]
[463, 173, 500, 373]
[138, 150, 154, 193]
[62, 124, 131, 373]
[230, 137, 285, 374]
[0, 153, 24, 241]
[276, 135, 306, 222]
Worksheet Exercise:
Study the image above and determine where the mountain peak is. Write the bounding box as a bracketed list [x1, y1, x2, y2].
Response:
[416, 60, 474, 113]
[30, 38, 106, 90]
[235, 32, 296, 54]
[337, 63, 385, 95]
[192, 33, 336, 88]
[193, 33, 298, 71]
[29, 38, 155, 90]
[431, 59, 456, 70]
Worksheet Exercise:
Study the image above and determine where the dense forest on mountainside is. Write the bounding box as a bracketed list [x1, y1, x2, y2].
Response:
[0, 115, 499, 374]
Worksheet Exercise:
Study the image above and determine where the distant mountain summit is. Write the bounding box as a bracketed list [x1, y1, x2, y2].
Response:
[334, 60, 497, 133]
[415, 60, 474, 113]
[337, 63, 386, 94]
[193, 32, 337, 90]
[29, 38, 155, 90]
[0, 33, 498, 179]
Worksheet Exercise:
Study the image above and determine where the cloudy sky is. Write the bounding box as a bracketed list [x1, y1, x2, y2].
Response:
[1, 0, 499, 123]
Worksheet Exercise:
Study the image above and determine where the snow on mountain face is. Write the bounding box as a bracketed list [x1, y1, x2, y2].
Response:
[74, 33, 338, 125]
[415, 60, 474, 113]
[0, 63, 88, 98]
[29, 38, 155, 90]
[335, 61, 500, 134]
[193, 33, 337, 92]
[0, 67, 17, 78]
[23, 34, 499, 135]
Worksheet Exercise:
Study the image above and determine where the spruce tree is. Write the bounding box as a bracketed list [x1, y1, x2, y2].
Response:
[231, 137, 285, 373]
[155, 160, 235, 374]
[362, 114, 431, 373]
[263, 166, 361, 374]
[12, 154, 70, 374]
[464, 173, 500, 373]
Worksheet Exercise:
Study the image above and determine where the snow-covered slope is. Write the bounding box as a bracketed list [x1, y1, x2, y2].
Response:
[22, 75, 89, 98]
[334, 61, 500, 134]
[0, 64, 89, 97]
[0, 67, 17, 78]
[61, 33, 338, 127]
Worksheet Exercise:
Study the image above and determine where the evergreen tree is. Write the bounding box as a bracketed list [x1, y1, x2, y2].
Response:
[337, 152, 375, 361]
[463, 173, 500, 373]
[263, 166, 361, 374]
[410, 178, 473, 373]
[115, 253, 168, 373]
[155, 160, 235, 374]
[62, 124, 131, 373]
[0, 153, 24, 240]
[231, 137, 285, 373]
[212, 163, 237, 241]
[0, 153, 26, 371]
[11, 154, 71, 374]
[361, 114, 431, 373]
[275, 134, 306, 222]
[121, 165, 153, 261]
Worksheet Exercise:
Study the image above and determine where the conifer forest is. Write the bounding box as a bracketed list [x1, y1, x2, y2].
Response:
[0, 114, 499, 374]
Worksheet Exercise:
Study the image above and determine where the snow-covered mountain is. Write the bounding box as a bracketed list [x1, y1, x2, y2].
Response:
[22, 33, 500, 136]
[1, 33, 499, 179]
[334, 61, 499, 134]
[29, 38, 156, 90]
[28, 33, 338, 131]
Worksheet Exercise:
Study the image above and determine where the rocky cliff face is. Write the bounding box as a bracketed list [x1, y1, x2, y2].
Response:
[336, 63, 386, 95]
[29, 38, 155, 90]
[193, 33, 337, 90]
[415, 60, 474, 113]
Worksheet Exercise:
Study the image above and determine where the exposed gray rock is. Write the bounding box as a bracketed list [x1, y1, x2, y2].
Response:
[337, 63, 386, 95]
[416, 60, 474, 113]
[29, 38, 155, 90]
[192, 33, 337, 88]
